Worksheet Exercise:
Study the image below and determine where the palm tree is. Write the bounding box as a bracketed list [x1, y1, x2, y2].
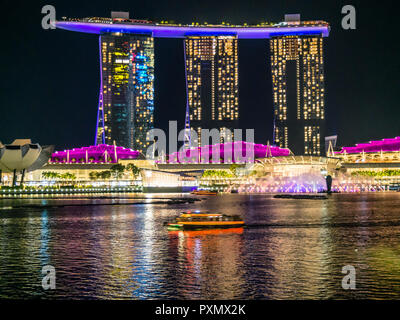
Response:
[52, 172, 60, 179]
[42, 171, 60, 180]
[126, 163, 141, 180]
[64, 172, 76, 181]
[89, 171, 98, 180]
[229, 164, 240, 177]
[110, 164, 125, 180]
[41, 171, 51, 180]
[99, 170, 111, 180]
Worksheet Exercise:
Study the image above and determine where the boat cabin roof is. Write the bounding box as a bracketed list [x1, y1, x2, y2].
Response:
[180, 211, 222, 218]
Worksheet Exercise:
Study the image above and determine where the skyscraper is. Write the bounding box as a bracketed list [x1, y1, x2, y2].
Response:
[96, 33, 154, 154]
[270, 18, 326, 156]
[57, 13, 329, 155]
[184, 36, 239, 146]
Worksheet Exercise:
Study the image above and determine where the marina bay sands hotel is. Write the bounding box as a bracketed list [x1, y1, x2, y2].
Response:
[56, 12, 330, 156]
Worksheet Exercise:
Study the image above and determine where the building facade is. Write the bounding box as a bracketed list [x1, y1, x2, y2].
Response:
[57, 13, 329, 155]
[184, 36, 239, 146]
[96, 33, 154, 154]
[333, 136, 400, 191]
[270, 30, 326, 156]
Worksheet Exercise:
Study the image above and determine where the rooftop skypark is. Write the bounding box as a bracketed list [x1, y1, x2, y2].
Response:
[56, 15, 330, 38]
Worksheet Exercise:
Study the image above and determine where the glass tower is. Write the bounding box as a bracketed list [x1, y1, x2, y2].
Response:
[270, 35, 325, 156]
[184, 36, 239, 146]
[96, 33, 154, 154]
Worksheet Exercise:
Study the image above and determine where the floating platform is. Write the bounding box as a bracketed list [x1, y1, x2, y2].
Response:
[273, 194, 328, 200]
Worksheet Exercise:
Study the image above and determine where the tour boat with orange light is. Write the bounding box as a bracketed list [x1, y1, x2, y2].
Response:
[168, 228, 244, 237]
[166, 211, 244, 231]
[190, 190, 218, 196]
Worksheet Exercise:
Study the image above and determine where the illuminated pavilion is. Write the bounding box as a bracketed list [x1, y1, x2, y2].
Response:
[334, 136, 400, 163]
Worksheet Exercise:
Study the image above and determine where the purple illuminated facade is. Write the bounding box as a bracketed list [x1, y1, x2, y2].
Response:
[55, 21, 330, 39]
[50, 145, 141, 164]
[162, 141, 290, 163]
[335, 137, 400, 154]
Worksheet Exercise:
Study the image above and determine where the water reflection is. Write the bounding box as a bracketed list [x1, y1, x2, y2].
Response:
[167, 228, 244, 299]
[40, 210, 50, 266]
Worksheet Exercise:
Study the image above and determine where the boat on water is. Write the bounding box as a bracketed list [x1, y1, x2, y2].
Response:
[166, 211, 244, 231]
[190, 190, 218, 196]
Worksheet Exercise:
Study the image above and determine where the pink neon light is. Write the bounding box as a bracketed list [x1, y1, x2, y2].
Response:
[160, 141, 290, 164]
[50, 144, 141, 164]
[335, 136, 400, 154]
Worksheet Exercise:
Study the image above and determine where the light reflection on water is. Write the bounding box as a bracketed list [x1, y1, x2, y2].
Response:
[1, 193, 400, 299]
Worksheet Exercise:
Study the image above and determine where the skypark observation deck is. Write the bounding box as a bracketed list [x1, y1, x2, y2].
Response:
[55, 19, 330, 38]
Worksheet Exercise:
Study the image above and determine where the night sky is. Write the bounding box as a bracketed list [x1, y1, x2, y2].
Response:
[1, 0, 399, 150]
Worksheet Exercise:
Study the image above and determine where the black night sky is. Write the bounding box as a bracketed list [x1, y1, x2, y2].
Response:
[1, 0, 399, 150]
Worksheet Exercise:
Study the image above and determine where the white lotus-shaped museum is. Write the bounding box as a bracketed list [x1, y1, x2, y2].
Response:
[0, 139, 52, 186]
[0, 139, 42, 172]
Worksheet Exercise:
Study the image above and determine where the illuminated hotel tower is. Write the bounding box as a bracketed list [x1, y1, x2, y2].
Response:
[96, 33, 154, 154]
[184, 36, 239, 146]
[270, 19, 326, 155]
